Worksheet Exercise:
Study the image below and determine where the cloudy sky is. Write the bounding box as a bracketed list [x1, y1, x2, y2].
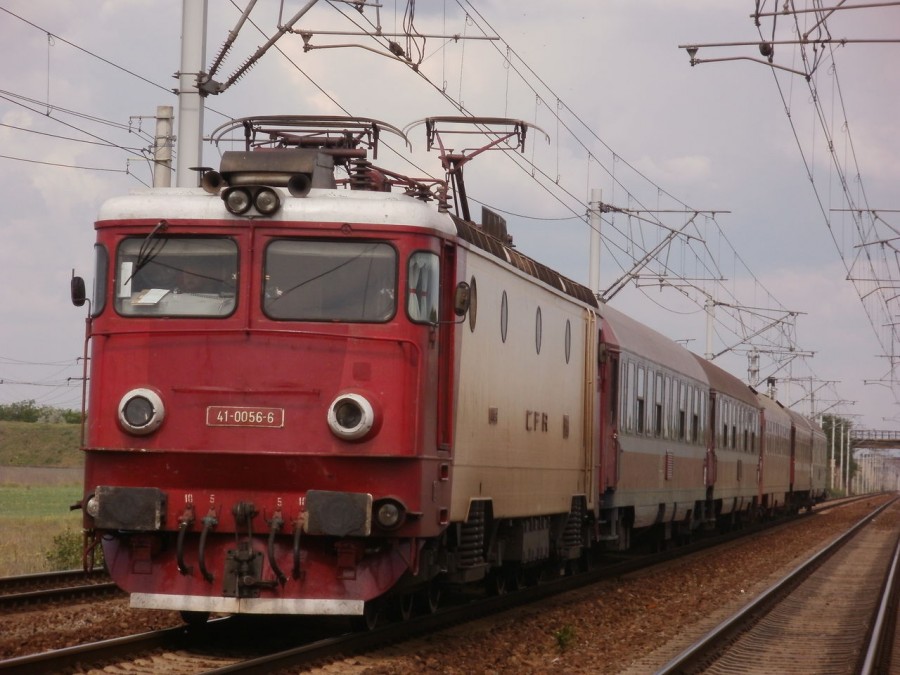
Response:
[1, 1, 898, 431]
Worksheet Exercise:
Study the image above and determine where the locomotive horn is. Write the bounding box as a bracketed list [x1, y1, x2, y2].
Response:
[201, 170, 225, 194]
[288, 173, 312, 197]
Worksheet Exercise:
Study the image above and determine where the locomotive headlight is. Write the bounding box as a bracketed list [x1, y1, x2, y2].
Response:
[118, 388, 165, 436]
[254, 187, 281, 215]
[85, 495, 100, 519]
[373, 499, 406, 530]
[222, 187, 253, 215]
[327, 393, 375, 441]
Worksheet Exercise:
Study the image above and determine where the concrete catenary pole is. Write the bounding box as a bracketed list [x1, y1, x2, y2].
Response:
[152, 105, 174, 188]
[176, 0, 208, 187]
[829, 420, 835, 491]
[589, 188, 602, 301]
[839, 422, 845, 492]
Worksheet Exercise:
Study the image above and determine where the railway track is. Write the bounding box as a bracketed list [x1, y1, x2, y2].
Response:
[0, 620, 233, 674]
[0, 496, 888, 673]
[0, 569, 120, 610]
[656, 496, 900, 674]
[0, 563, 642, 674]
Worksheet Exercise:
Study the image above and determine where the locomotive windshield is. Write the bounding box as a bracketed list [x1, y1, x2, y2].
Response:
[263, 240, 396, 322]
[114, 237, 238, 317]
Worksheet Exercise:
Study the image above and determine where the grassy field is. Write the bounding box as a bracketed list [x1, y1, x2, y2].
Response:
[0, 422, 86, 576]
[0, 420, 83, 467]
[0, 486, 84, 575]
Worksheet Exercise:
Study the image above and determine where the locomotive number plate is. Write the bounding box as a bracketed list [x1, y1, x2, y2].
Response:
[206, 406, 284, 428]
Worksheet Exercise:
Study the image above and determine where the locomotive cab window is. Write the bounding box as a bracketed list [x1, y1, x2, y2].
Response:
[264, 240, 397, 322]
[407, 252, 440, 324]
[115, 237, 237, 317]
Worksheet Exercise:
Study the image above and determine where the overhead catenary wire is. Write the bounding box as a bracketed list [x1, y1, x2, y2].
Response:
[0, 1, 845, 413]
[751, 1, 900, 408]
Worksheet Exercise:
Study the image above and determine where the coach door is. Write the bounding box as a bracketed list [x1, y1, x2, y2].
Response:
[705, 391, 717, 488]
[789, 425, 797, 489]
[598, 330, 619, 494]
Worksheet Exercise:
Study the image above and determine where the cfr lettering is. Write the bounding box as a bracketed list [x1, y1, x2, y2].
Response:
[525, 410, 548, 432]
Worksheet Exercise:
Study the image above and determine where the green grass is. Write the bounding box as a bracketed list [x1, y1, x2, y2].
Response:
[0, 485, 83, 517]
[0, 421, 83, 468]
[0, 517, 85, 576]
[0, 423, 88, 575]
[0, 485, 86, 576]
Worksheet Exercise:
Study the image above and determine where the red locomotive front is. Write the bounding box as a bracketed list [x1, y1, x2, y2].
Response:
[74, 121, 463, 619]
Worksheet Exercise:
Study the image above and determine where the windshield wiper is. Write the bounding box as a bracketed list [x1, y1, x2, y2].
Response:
[125, 219, 169, 285]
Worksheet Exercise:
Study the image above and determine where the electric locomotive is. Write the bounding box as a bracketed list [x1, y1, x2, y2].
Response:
[71, 116, 601, 621]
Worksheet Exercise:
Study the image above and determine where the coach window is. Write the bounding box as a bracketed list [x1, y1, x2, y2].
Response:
[116, 237, 237, 317]
[535, 306, 542, 354]
[264, 240, 396, 322]
[721, 401, 729, 449]
[654, 373, 663, 437]
[564, 319, 571, 363]
[636, 366, 646, 434]
[691, 388, 700, 444]
[664, 375, 672, 439]
[624, 360, 634, 432]
[407, 252, 440, 324]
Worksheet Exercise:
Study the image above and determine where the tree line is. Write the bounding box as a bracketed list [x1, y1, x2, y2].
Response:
[0, 400, 82, 424]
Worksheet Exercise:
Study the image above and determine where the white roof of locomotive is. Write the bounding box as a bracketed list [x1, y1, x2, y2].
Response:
[96, 186, 458, 236]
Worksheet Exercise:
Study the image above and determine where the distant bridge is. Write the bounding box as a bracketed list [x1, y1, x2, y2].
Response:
[850, 429, 900, 449]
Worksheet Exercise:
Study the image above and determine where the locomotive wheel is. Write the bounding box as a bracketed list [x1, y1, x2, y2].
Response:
[417, 582, 441, 614]
[512, 566, 527, 590]
[486, 569, 508, 596]
[352, 599, 383, 631]
[391, 592, 415, 622]
[579, 549, 595, 573]
[180, 610, 210, 625]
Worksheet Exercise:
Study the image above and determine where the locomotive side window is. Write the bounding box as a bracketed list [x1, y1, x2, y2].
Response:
[115, 237, 237, 317]
[407, 252, 440, 324]
[468, 276, 478, 332]
[500, 290, 509, 342]
[264, 240, 396, 322]
[93, 244, 108, 316]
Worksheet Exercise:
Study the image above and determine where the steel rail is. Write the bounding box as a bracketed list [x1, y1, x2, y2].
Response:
[0, 568, 108, 591]
[654, 497, 898, 674]
[860, 530, 900, 674]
